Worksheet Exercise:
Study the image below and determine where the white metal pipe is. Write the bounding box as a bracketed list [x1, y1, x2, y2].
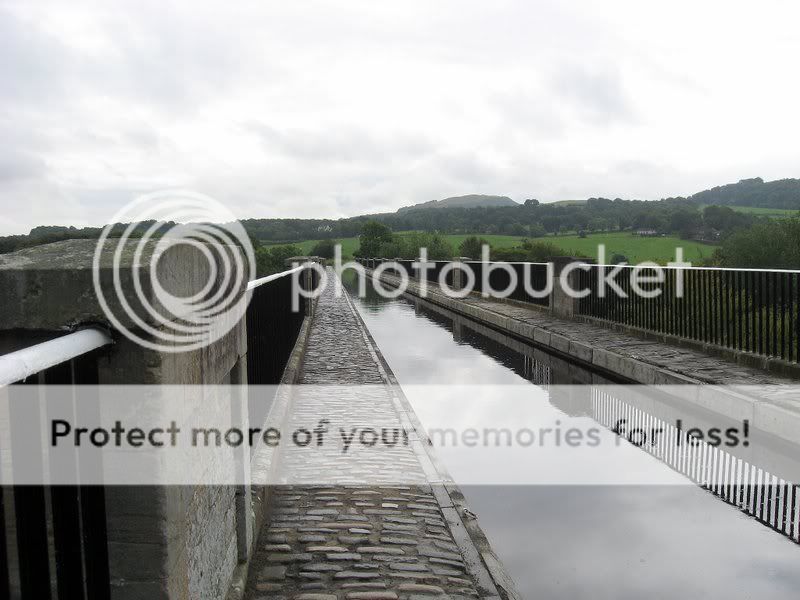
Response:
[0, 328, 113, 387]
[247, 264, 306, 291]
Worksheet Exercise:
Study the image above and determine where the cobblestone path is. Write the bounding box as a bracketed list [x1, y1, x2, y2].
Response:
[243, 272, 502, 600]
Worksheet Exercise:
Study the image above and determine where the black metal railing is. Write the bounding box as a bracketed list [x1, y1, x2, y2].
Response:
[464, 261, 550, 306]
[245, 265, 318, 386]
[577, 266, 800, 364]
[2, 337, 112, 600]
[361, 257, 800, 364]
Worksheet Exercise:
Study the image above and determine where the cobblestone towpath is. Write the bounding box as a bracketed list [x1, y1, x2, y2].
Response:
[243, 271, 510, 600]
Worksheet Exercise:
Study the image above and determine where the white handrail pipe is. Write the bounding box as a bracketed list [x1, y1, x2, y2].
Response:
[247, 264, 306, 291]
[0, 328, 113, 387]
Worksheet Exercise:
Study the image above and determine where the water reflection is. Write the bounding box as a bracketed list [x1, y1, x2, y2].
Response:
[464, 485, 799, 600]
[348, 284, 800, 599]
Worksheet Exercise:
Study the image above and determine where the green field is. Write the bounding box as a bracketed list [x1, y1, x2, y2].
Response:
[728, 206, 800, 218]
[261, 237, 361, 256]
[542, 233, 715, 263]
[265, 231, 716, 264]
[697, 204, 800, 218]
[440, 232, 714, 263]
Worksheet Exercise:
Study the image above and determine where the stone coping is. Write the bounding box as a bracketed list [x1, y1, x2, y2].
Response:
[0, 239, 246, 331]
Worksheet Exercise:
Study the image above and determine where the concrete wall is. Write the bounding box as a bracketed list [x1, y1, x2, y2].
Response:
[0, 239, 250, 600]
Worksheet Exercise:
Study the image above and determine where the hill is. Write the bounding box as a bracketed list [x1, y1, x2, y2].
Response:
[690, 177, 800, 210]
[397, 194, 518, 213]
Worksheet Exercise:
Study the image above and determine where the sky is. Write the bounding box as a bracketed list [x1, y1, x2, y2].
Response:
[1, 0, 799, 235]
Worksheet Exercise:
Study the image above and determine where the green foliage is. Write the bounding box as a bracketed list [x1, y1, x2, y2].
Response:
[724, 205, 800, 218]
[8, 177, 799, 266]
[529, 223, 547, 237]
[491, 239, 569, 262]
[283, 231, 718, 265]
[691, 177, 800, 210]
[377, 232, 454, 260]
[235, 188, 770, 244]
[610, 253, 629, 264]
[354, 222, 454, 260]
[255, 244, 302, 277]
[702, 205, 753, 234]
[311, 239, 337, 259]
[356, 221, 394, 257]
[715, 218, 800, 269]
[291, 237, 360, 258]
[540, 232, 712, 264]
[248, 233, 262, 251]
[458, 236, 489, 259]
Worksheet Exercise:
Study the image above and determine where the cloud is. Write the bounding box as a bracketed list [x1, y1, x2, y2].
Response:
[0, 151, 47, 182]
[552, 63, 635, 124]
[246, 122, 434, 165]
[1, 0, 800, 234]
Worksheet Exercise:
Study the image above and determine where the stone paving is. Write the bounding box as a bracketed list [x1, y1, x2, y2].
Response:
[243, 272, 500, 600]
[464, 298, 789, 385]
[453, 291, 800, 413]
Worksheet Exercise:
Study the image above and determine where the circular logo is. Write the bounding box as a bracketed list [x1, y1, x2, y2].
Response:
[92, 190, 255, 353]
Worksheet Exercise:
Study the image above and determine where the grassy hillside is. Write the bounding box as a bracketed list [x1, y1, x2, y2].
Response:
[282, 237, 361, 256]
[442, 232, 714, 263]
[272, 231, 717, 264]
[398, 194, 518, 212]
[723, 206, 800, 218]
[544, 232, 715, 263]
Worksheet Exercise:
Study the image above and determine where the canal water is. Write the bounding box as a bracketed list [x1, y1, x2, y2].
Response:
[347, 286, 800, 600]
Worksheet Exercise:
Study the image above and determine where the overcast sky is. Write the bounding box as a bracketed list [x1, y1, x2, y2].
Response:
[2, 0, 799, 234]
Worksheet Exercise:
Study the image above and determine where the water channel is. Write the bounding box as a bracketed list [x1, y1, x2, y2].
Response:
[347, 285, 800, 600]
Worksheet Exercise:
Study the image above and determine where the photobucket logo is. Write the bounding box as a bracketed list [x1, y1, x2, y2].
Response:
[92, 191, 255, 353]
[322, 243, 692, 302]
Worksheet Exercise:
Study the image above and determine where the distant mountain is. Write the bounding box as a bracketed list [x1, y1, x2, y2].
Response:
[690, 177, 800, 209]
[397, 194, 518, 213]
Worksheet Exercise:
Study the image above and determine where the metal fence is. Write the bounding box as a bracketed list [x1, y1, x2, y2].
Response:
[0, 262, 319, 599]
[577, 266, 800, 363]
[464, 261, 550, 307]
[361, 257, 800, 364]
[245, 264, 318, 386]
[1, 329, 113, 600]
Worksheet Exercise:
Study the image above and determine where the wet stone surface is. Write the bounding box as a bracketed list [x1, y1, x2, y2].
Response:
[243, 272, 483, 599]
[246, 487, 479, 600]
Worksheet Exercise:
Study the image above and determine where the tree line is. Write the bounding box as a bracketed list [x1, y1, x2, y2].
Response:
[239, 198, 760, 242]
[2, 198, 764, 256]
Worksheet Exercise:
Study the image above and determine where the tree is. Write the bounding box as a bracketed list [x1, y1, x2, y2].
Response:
[381, 232, 454, 260]
[311, 239, 337, 258]
[611, 253, 629, 264]
[458, 236, 488, 259]
[529, 223, 547, 238]
[255, 244, 302, 277]
[669, 208, 696, 236]
[356, 221, 394, 257]
[504, 222, 527, 236]
[492, 239, 570, 262]
[524, 199, 540, 206]
[716, 218, 800, 268]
